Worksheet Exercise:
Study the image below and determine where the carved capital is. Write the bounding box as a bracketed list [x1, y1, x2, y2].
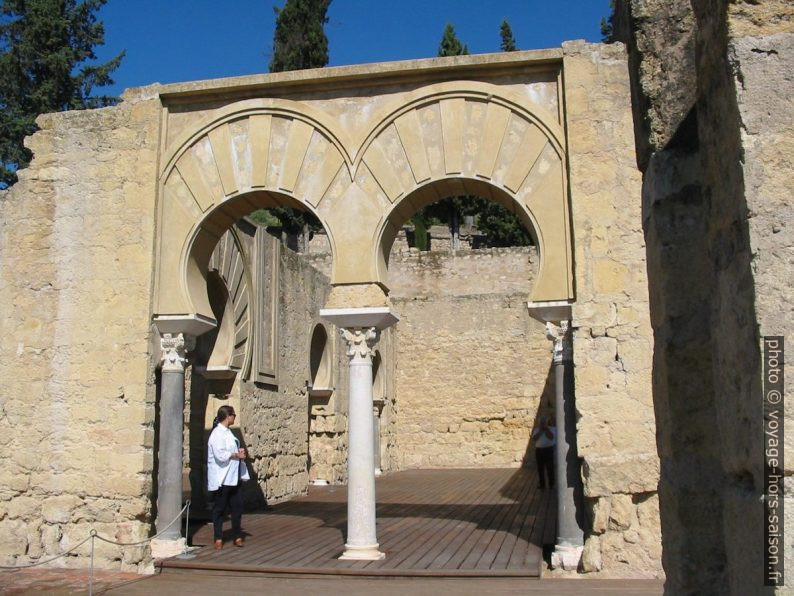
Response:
[545, 321, 573, 364]
[341, 327, 379, 364]
[160, 333, 195, 372]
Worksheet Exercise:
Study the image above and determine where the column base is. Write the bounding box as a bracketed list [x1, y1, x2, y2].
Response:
[151, 537, 186, 559]
[551, 543, 583, 570]
[339, 544, 386, 560]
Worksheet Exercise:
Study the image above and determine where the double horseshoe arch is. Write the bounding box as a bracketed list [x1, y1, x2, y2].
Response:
[154, 81, 573, 324]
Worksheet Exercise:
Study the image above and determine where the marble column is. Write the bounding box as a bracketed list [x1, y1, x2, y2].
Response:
[373, 400, 383, 476]
[338, 327, 384, 560]
[320, 306, 399, 561]
[545, 321, 584, 569]
[152, 332, 194, 557]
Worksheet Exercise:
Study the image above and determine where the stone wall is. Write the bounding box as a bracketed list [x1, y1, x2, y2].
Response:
[391, 293, 553, 469]
[0, 99, 162, 571]
[240, 242, 349, 501]
[185, 230, 352, 509]
[305, 245, 545, 470]
[562, 41, 661, 576]
[618, 0, 793, 592]
[383, 246, 549, 469]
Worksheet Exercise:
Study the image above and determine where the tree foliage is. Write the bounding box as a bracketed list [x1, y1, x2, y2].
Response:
[269, 0, 330, 73]
[437, 23, 468, 57]
[499, 19, 517, 52]
[600, 0, 616, 42]
[0, 0, 123, 187]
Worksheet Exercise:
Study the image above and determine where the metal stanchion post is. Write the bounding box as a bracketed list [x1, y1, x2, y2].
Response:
[176, 500, 196, 560]
[89, 531, 96, 596]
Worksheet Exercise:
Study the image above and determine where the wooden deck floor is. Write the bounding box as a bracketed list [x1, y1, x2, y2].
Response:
[161, 468, 555, 577]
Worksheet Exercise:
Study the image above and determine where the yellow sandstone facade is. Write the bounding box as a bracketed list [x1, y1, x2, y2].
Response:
[0, 46, 658, 575]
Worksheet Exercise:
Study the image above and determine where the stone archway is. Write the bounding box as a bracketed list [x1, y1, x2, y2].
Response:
[153, 81, 573, 326]
[151, 75, 577, 561]
[155, 98, 350, 323]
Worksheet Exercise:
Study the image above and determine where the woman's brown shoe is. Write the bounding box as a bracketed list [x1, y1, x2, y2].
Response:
[213, 539, 223, 550]
[233, 537, 244, 547]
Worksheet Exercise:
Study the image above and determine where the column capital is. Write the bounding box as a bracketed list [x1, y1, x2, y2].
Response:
[545, 321, 573, 364]
[341, 327, 379, 364]
[160, 332, 195, 372]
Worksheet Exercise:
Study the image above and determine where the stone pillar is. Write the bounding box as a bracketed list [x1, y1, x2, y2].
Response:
[320, 306, 399, 561]
[373, 400, 383, 476]
[545, 321, 584, 570]
[151, 332, 194, 558]
[338, 327, 384, 560]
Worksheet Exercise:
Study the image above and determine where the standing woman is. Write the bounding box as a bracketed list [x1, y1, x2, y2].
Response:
[207, 405, 250, 549]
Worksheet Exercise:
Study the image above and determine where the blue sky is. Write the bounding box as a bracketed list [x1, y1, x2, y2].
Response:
[96, 1, 610, 97]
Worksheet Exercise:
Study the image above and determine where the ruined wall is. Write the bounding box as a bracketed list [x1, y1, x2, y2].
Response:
[238, 243, 349, 502]
[619, 0, 793, 592]
[386, 247, 552, 469]
[562, 41, 661, 576]
[0, 98, 162, 571]
[182, 228, 351, 512]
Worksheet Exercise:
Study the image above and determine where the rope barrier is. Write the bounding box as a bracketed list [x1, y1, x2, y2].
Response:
[0, 500, 193, 592]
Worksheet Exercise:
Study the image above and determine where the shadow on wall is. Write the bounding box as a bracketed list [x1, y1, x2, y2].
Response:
[186, 329, 268, 520]
[519, 362, 556, 472]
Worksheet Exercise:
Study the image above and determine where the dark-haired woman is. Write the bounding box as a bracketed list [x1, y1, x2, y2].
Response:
[207, 405, 249, 549]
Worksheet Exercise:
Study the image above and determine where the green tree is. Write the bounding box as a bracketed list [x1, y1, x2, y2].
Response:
[437, 22, 468, 57]
[0, 0, 123, 187]
[269, 0, 330, 72]
[600, 0, 616, 42]
[499, 19, 517, 52]
[261, 0, 331, 249]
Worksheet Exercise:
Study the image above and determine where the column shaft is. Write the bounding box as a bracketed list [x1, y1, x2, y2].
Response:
[157, 368, 185, 539]
[554, 356, 583, 547]
[154, 332, 193, 546]
[340, 327, 384, 560]
[546, 321, 584, 570]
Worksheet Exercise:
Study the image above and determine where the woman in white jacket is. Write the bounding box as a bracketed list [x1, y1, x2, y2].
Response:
[207, 405, 250, 549]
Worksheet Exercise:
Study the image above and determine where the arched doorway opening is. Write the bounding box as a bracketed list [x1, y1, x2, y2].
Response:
[376, 179, 554, 472]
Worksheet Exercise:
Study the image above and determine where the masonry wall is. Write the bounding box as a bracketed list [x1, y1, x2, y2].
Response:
[239, 244, 349, 502]
[187, 230, 353, 510]
[562, 41, 662, 577]
[0, 99, 162, 571]
[384, 247, 551, 469]
[617, 1, 793, 592]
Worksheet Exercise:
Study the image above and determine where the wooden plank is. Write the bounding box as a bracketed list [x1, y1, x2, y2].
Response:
[167, 468, 552, 577]
[491, 469, 541, 569]
[373, 470, 490, 570]
[325, 469, 472, 570]
[424, 471, 515, 569]
[399, 469, 509, 570]
[471, 469, 536, 569]
[507, 485, 549, 569]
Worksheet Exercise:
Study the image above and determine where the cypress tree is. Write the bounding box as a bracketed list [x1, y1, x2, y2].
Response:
[269, 0, 330, 73]
[437, 23, 468, 57]
[499, 19, 517, 52]
[0, 0, 123, 187]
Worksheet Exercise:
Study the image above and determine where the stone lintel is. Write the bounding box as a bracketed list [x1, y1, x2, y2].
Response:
[320, 307, 400, 330]
[153, 314, 217, 337]
[147, 49, 564, 104]
[527, 300, 573, 324]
